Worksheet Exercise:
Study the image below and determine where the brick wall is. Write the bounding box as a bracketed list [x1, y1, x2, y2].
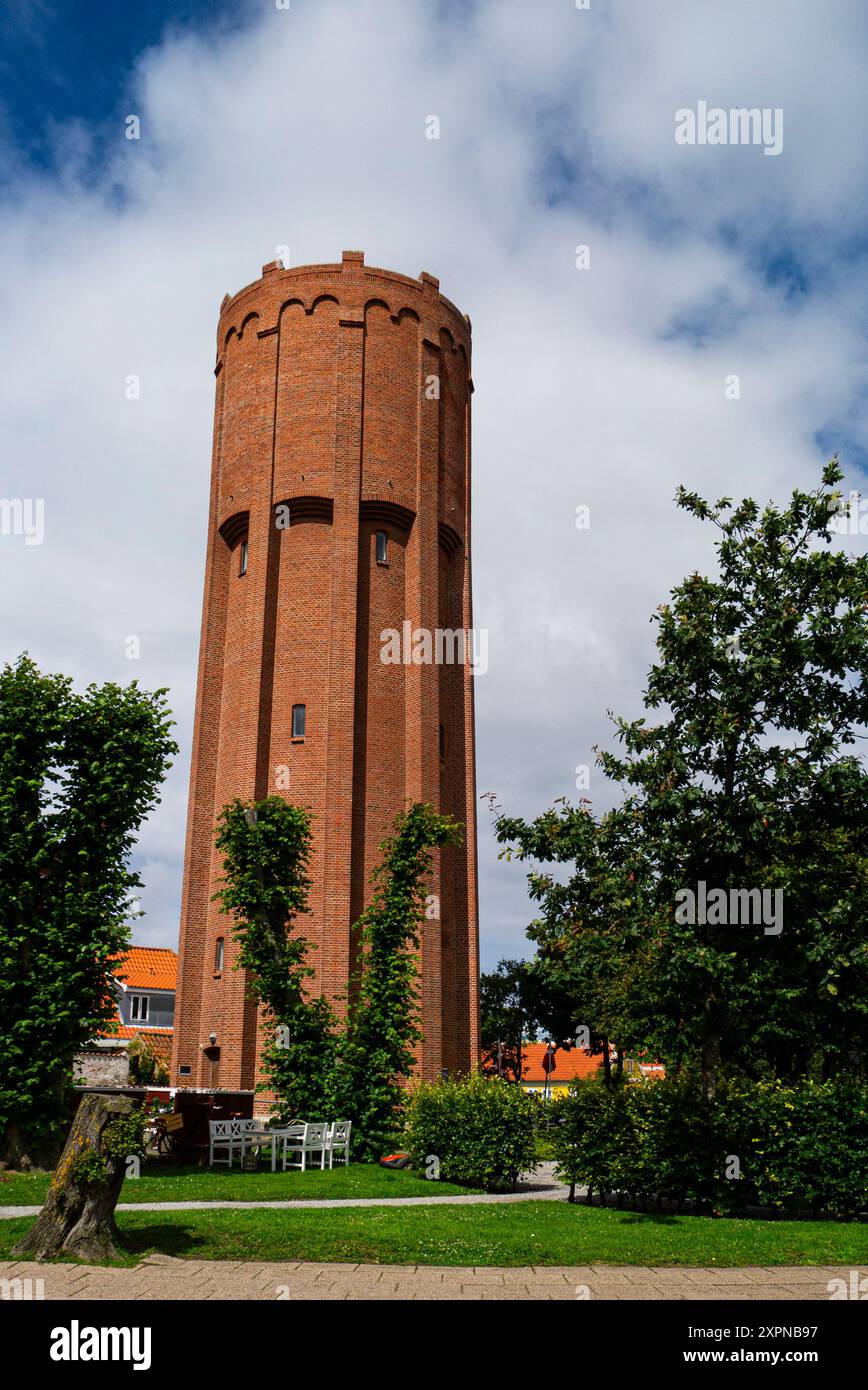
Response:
[171, 252, 480, 1092]
[73, 1049, 129, 1088]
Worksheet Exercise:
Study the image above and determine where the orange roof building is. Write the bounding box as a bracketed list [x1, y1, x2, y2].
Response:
[113, 947, 178, 992]
[105, 946, 178, 1035]
[109, 1026, 174, 1069]
[516, 1043, 664, 1094]
[76, 946, 178, 1090]
[518, 1043, 604, 1093]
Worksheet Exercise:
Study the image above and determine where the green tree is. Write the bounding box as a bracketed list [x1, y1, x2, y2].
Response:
[127, 1036, 156, 1087]
[494, 801, 647, 1085]
[496, 462, 868, 1096]
[213, 797, 337, 1120]
[337, 803, 462, 1160]
[0, 654, 177, 1164]
[479, 959, 532, 1080]
[479, 956, 584, 1081]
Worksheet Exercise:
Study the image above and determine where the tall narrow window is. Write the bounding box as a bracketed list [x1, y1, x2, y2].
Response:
[292, 704, 307, 739]
[239, 540, 248, 576]
[375, 530, 388, 564]
[214, 937, 225, 972]
[439, 723, 445, 761]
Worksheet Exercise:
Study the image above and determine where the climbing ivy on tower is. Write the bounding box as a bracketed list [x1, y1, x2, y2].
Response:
[336, 803, 463, 1160]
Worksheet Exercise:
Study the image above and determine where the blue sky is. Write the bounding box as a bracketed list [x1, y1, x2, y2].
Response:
[2, 0, 868, 970]
[0, 1, 245, 168]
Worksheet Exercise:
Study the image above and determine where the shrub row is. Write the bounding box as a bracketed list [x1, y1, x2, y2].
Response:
[405, 1071, 538, 1190]
[550, 1076, 868, 1218]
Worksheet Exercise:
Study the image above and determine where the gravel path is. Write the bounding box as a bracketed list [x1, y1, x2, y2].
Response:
[0, 1162, 572, 1218]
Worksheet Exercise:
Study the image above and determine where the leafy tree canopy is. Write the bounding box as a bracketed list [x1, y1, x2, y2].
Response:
[0, 654, 177, 1161]
[495, 462, 868, 1093]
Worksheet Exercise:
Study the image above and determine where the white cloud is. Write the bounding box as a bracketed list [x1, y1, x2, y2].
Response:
[2, 0, 867, 966]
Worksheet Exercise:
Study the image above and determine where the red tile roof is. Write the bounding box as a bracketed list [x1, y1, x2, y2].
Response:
[113, 947, 177, 992]
[521, 1043, 605, 1083]
[108, 1026, 174, 1066]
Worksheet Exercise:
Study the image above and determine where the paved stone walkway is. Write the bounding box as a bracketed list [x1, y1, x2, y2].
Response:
[1, 1255, 861, 1300]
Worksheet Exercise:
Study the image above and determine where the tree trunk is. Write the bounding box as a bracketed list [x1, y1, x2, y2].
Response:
[12, 1093, 136, 1262]
[701, 1032, 721, 1101]
[0, 1121, 32, 1170]
[1, 1079, 68, 1171]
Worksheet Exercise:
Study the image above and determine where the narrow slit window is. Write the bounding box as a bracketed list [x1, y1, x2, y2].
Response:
[214, 937, 225, 972]
[375, 530, 388, 564]
[439, 723, 445, 761]
[292, 704, 307, 739]
[239, 540, 249, 576]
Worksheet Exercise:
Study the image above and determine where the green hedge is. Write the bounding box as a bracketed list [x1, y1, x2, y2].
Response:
[405, 1072, 538, 1191]
[551, 1076, 868, 1219]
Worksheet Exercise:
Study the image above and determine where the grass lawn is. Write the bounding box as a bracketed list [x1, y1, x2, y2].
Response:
[0, 1162, 478, 1206]
[1, 1200, 865, 1269]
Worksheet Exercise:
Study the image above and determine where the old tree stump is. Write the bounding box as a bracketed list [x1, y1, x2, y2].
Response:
[13, 1093, 141, 1262]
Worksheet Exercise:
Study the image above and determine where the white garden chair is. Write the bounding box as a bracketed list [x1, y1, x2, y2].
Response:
[277, 1122, 309, 1171]
[325, 1120, 352, 1168]
[209, 1118, 249, 1167]
[280, 1122, 329, 1171]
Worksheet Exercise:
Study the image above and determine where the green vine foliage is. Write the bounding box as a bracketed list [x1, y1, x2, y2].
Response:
[69, 1144, 109, 1189]
[127, 1036, 158, 1086]
[102, 1108, 149, 1163]
[336, 803, 463, 1161]
[214, 799, 463, 1153]
[68, 1107, 149, 1190]
[0, 654, 178, 1160]
[214, 798, 338, 1121]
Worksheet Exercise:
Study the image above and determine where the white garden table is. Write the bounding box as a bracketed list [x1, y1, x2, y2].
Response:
[241, 1126, 301, 1172]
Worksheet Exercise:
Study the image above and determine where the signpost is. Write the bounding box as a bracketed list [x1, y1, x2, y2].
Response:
[542, 1041, 556, 1100]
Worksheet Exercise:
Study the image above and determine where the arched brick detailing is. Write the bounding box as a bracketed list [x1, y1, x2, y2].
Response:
[275, 496, 335, 525]
[359, 498, 415, 538]
[218, 511, 249, 548]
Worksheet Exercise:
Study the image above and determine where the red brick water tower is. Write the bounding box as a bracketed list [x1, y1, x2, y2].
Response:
[171, 252, 480, 1093]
